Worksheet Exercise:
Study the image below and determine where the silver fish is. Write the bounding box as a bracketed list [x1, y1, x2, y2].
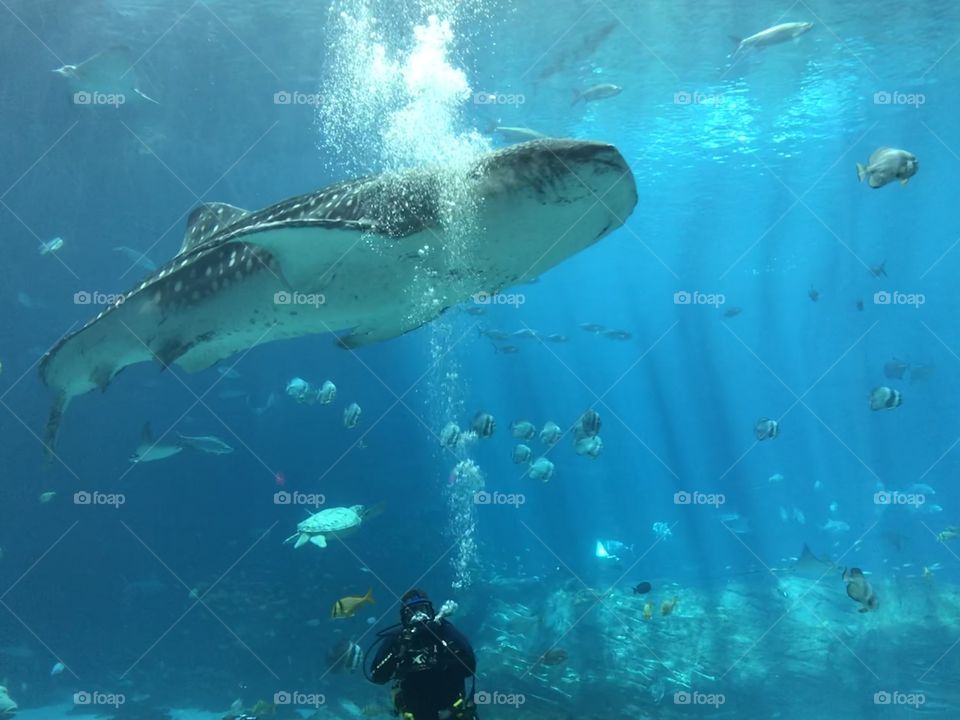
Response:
[571, 83, 622, 106]
[731, 22, 814, 56]
[857, 147, 918, 188]
[343, 402, 362, 429]
[511, 420, 537, 441]
[512, 444, 532, 464]
[39, 139, 637, 457]
[869, 386, 902, 411]
[131, 422, 184, 463]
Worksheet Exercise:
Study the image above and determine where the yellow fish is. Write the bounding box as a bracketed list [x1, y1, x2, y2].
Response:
[332, 588, 375, 619]
[642, 601, 654, 620]
[661, 597, 678, 616]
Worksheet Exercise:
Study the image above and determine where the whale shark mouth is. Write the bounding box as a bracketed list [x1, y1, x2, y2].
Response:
[39, 138, 637, 458]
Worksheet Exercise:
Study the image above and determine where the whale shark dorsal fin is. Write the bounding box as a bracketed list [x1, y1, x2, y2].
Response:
[179, 203, 251, 255]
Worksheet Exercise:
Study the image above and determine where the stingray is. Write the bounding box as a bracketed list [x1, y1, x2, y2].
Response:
[39, 139, 637, 458]
[791, 543, 839, 580]
[52, 46, 158, 104]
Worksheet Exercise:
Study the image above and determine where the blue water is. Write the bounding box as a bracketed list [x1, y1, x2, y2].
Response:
[1, 0, 959, 718]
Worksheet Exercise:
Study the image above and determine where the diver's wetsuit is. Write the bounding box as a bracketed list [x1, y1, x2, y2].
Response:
[371, 619, 477, 719]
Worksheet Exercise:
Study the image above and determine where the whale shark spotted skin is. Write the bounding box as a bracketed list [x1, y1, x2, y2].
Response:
[39, 139, 637, 457]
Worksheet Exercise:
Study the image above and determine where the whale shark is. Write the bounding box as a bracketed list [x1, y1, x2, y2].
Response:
[39, 139, 637, 457]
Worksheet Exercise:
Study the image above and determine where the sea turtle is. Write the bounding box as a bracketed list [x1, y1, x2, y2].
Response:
[285, 504, 379, 549]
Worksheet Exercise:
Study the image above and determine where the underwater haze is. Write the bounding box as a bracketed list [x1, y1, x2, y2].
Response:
[1, 0, 959, 718]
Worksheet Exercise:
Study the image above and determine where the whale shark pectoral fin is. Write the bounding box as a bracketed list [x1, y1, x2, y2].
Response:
[336, 313, 430, 349]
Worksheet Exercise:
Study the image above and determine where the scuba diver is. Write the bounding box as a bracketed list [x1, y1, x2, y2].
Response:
[366, 589, 478, 719]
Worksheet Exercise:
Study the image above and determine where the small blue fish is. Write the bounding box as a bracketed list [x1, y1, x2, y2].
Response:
[50, 661, 65, 676]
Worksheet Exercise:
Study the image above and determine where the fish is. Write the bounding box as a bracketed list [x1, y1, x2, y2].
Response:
[39, 491, 56, 503]
[0, 685, 16, 715]
[130, 423, 184, 463]
[730, 22, 814, 56]
[792, 544, 838, 579]
[472, 412, 496, 438]
[510, 328, 539, 340]
[511, 420, 536, 441]
[529, 457, 555, 482]
[642, 601, 654, 620]
[869, 386, 902, 411]
[327, 637, 363, 673]
[534, 648, 567, 666]
[855, 298, 864, 311]
[52, 46, 159, 104]
[632, 582, 652, 595]
[579, 323, 605, 333]
[597, 540, 632, 559]
[215, 366, 241, 380]
[543, 333, 568, 343]
[869, 261, 887, 278]
[808, 286, 819, 302]
[883, 358, 909, 380]
[331, 589, 375, 619]
[719, 512, 752, 534]
[494, 344, 520, 354]
[661, 597, 678, 616]
[768, 473, 784, 483]
[937, 526, 960, 543]
[602, 329, 632, 340]
[464, 306, 486, 316]
[50, 662, 65, 677]
[479, 328, 510, 340]
[534, 20, 618, 81]
[575, 409, 601, 438]
[857, 147, 918, 188]
[793, 508, 806, 525]
[114, 246, 157, 272]
[177, 433, 234, 455]
[723, 306, 742, 318]
[754, 417, 779, 440]
[39, 139, 637, 458]
[439, 422, 461, 449]
[343, 402, 362, 429]
[318, 380, 337, 404]
[842, 567, 879, 613]
[571, 83, 622, 106]
[38, 236, 64, 255]
[494, 126, 547, 143]
[574, 435, 602, 458]
[512, 444, 532, 464]
[539, 421, 562, 445]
